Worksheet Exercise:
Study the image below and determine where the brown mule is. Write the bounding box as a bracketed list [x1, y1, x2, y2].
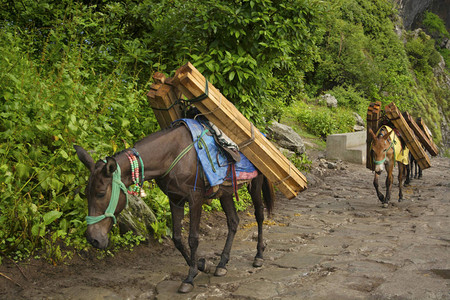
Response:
[74, 124, 275, 293]
[369, 126, 408, 207]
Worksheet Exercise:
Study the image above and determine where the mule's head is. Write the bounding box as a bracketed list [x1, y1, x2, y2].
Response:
[369, 128, 393, 173]
[74, 145, 127, 249]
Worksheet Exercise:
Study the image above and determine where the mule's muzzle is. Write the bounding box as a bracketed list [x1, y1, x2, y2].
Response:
[375, 170, 382, 175]
[86, 233, 109, 249]
[86, 225, 110, 249]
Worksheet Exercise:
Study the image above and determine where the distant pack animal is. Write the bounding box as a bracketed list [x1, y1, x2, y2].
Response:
[405, 152, 422, 185]
[74, 122, 274, 293]
[369, 126, 409, 207]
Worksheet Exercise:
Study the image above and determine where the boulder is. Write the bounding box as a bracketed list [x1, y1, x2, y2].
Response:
[267, 121, 306, 155]
[117, 194, 157, 238]
[319, 94, 338, 108]
[353, 125, 365, 132]
[353, 112, 365, 127]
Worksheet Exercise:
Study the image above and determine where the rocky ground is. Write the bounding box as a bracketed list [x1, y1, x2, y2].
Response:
[1, 156, 449, 299]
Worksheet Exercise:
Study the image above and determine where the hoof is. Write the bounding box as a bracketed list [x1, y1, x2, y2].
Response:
[178, 282, 194, 293]
[198, 258, 213, 273]
[253, 257, 264, 268]
[382, 202, 389, 208]
[214, 267, 227, 277]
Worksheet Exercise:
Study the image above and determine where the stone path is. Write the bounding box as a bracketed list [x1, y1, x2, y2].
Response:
[1, 157, 449, 299]
[155, 156, 450, 299]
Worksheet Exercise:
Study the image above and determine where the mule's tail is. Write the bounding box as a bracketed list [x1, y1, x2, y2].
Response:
[262, 175, 275, 217]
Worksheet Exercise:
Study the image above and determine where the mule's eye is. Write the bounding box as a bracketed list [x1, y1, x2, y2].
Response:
[96, 192, 106, 198]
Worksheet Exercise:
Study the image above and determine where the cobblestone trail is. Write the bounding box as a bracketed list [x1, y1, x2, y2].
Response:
[1, 157, 449, 299]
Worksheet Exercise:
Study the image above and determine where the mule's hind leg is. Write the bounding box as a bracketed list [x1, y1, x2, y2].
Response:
[398, 162, 405, 202]
[248, 175, 265, 268]
[405, 160, 411, 186]
[214, 193, 239, 277]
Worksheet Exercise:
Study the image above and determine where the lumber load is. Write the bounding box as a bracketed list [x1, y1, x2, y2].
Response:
[366, 101, 382, 170]
[171, 62, 307, 199]
[384, 102, 431, 170]
[146, 72, 184, 129]
[416, 117, 439, 156]
[403, 112, 439, 156]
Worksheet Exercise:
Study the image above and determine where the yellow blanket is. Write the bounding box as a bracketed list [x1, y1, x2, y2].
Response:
[377, 126, 409, 165]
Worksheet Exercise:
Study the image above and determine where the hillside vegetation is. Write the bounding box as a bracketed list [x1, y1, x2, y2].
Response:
[1, 0, 448, 262]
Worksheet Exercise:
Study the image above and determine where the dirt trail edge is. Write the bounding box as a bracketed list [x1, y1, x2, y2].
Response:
[1, 157, 449, 300]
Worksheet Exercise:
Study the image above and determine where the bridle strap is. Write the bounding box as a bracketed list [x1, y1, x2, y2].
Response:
[86, 163, 128, 225]
[373, 135, 395, 165]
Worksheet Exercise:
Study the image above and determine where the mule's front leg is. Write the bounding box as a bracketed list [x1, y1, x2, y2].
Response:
[170, 202, 192, 267]
[373, 172, 385, 203]
[178, 196, 203, 293]
[214, 194, 239, 277]
[384, 164, 394, 207]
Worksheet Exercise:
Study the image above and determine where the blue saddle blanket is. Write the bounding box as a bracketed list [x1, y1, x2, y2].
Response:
[179, 118, 257, 186]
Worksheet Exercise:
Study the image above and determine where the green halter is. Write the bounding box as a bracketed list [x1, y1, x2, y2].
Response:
[373, 137, 396, 165]
[86, 163, 128, 225]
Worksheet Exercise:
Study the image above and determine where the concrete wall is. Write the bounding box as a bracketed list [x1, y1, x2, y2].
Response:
[326, 131, 366, 164]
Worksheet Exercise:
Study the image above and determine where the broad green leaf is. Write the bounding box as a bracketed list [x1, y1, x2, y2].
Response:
[43, 210, 63, 226]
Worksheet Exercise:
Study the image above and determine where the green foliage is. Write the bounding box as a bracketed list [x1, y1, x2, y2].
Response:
[306, 0, 414, 105]
[291, 102, 354, 138]
[288, 153, 312, 173]
[422, 11, 450, 43]
[1, 0, 448, 263]
[0, 19, 158, 261]
[405, 31, 441, 74]
[144, 183, 174, 243]
[202, 185, 253, 213]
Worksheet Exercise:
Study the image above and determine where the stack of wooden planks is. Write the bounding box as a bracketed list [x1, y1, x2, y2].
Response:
[407, 117, 439, 156]
[403, 112, 439, 156]
[384, 102, 431, 169]
[146, 72, 184, 129]
[167, 62, 307, 199]
[366, 101, 382, 171]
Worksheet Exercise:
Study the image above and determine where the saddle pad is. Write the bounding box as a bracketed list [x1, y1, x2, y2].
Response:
[178, 119, 257, 186]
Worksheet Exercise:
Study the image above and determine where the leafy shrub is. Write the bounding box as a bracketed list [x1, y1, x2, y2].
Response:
[0, 24, 157, 261]
[422, 11, 450, 43]
[292, 102, 354, 138]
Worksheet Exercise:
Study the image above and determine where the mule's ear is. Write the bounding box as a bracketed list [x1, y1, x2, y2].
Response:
[103, 157, 117, 177]
[74, 145, 95, 173]
[368, 128, 377, 140]
[384, 129, 393, 140]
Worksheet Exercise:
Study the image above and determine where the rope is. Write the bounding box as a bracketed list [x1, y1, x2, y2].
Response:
[197, 136, 216, 172]
[238, 124, 255, 149]
[274, 164, 292, 185]
[161, 128, 209, 178]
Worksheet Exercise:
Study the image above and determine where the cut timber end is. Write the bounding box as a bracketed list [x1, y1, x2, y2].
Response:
[384, 103, 431, 169]
[153, 72, 166, 84]
[366, 101, 381, 171]
[172, 62, 307, 199]
[147, 73, 184, 129]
